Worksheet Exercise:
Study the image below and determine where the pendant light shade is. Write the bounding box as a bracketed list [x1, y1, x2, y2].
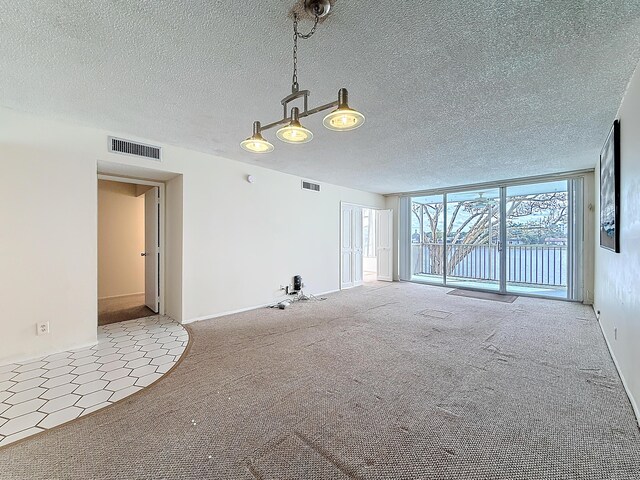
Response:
[276, 107, 313, 144]
[323, 88, 365, 131]
[240, 122, 274, 153]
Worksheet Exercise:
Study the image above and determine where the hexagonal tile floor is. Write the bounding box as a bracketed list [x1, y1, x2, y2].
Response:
[0, 315, 188, 447]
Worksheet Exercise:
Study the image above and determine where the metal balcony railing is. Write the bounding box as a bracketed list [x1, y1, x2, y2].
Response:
[412, 242, 567, 287]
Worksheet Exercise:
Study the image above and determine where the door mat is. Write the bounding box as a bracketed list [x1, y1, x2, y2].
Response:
[447, 289, 518, 303]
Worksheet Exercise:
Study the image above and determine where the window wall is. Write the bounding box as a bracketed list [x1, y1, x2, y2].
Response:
[405, 177, 583, 300]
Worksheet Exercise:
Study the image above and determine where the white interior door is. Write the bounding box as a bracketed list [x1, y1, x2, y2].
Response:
[353, 207, 363, 286]
[144, 187, 159, 312]
[341, 205, 354, 289]
[376, 209, 393, 282]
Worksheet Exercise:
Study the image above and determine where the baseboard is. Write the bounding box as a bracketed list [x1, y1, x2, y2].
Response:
[0, 340, 99, 367]
[98, 292, 145, 301]
[593, 306, 640, 426]
[183, 288, 341, 325]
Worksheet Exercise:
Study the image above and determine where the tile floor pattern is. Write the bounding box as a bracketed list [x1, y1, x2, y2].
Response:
[0, 316, 188, 447]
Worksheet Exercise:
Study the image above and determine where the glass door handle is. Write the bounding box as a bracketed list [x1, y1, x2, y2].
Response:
[497, 241, 502, 252]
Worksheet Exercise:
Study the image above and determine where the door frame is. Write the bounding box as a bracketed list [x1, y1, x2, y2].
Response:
[97, 174, 166, 316]
[340, 202, 383, 290]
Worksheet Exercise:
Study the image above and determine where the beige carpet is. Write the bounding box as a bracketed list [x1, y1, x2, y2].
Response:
[2, 282, 639, 479]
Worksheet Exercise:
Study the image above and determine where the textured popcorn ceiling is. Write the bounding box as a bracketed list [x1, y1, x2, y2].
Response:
[0, 1, 639, 194]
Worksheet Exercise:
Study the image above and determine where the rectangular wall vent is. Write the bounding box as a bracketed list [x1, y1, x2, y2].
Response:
[302, 180, 321, 192]
[108, 136, 162, 161]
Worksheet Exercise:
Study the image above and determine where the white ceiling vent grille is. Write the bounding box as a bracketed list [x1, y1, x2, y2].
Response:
[302, 180, 321, 192]
[108, 136, 162, 161]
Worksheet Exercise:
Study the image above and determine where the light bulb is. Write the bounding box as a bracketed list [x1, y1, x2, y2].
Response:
[276, 109, 313, 144]
[323, 88, 365, 132]
[323, 107, 365, 131]
[240, 121, 274, 153]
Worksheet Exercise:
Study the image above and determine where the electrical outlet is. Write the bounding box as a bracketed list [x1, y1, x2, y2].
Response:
[37, 321, 50, 336]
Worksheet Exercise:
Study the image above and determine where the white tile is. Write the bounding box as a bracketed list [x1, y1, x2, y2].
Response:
[0, 380, 17, 391]
[0, 403, 10, 415]
[4, 387, 46, 405]
[0, 426, 43, 446]
[116, 346, 138, 355]
[81, 401, 111, 416]
[2, 398, 46, 419]
[136, 338, 157, 347]
[125, 357, 151, 369]
[0, 364, 18, 374]
[140, 343, 164, 353]
[42, 374, 77, 389]
[95, 353, 123, 364]
[0, 371, 17, 382]
[12, 368, 47, 382]
[94, 347, 120, 357]
[42, 358, 73, 370]
[98, 360, 127, 372]
[101, 368, 132, 381]
[109, 386, 142, 402]
[0, 391, 13, 403]
[39, 393, 81, 414]
[135, 373, 163, 387]
[160, 341, 183, 350]
[71, 362, 102, 375]
[73, 370, 105, 384]
[130, 365, 157, 378]
[150, 355, 174, 366]
[43, 352, 71, 362]
[105, 376, 137, 392]
[121, 351, 146, 362]
[42, 365, 75, 379]
[74, 380, 108, 396]
[40, 383, 78, 400]
[0, 411, 46, 436]
[37, 406, 83, 429]
[154, 336, 174, 345]
[144, 348, 169, 358]
[155, 363, 174, 374]
[8, 377, 46, 393]
[15, 361, 46, 373]
[167, 347, 185, 356]
[109, 331, 131, 339]
[116, 340, 137, 348]
[131, 333, 153, 341]
[71, 356, 98, 367]
[76, 389, 112, 408]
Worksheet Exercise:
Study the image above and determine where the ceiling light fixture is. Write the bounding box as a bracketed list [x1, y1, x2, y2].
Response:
[240, 0, 364, 154]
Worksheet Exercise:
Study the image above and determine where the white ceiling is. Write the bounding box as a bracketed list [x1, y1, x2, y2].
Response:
[1, 1, 639, 194]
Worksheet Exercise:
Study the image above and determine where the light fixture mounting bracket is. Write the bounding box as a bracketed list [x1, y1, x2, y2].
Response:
[305, 0, 330, 18]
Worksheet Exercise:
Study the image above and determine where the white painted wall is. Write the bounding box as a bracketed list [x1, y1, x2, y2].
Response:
[98, 180, 145, 299]
[594, 62, 640, 421]
[0, 107, 384, 364]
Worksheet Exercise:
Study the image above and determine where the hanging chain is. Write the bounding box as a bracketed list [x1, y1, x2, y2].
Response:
[291, 12, 320, 93]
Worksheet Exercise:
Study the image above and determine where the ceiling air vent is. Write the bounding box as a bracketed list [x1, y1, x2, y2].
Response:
[302, 180, 321, 192]
[108, 136, 162, 161]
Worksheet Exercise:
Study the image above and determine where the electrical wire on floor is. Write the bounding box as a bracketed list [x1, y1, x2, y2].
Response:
[268, 290, 327, 310]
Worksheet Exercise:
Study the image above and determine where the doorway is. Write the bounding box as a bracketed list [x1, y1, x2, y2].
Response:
[407, 177, 581, 300]
[97, 176, 164, 325]
[340, 203, 393, 289]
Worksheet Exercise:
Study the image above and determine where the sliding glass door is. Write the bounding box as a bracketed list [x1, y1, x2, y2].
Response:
[446, 189, 501, 291]
[505, 181, 569, 298]
[408, 177, 582, 300]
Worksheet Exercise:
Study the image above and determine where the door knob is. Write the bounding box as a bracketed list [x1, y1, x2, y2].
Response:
[141, 253, 147, 256]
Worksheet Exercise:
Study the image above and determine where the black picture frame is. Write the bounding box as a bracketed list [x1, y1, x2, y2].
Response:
[599, 119, 621, 252]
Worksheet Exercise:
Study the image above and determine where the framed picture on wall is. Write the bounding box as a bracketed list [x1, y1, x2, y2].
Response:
[599, 119, 621, 252]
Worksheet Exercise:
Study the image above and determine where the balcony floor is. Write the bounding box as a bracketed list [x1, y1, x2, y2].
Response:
[411, 274, 568, 299]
